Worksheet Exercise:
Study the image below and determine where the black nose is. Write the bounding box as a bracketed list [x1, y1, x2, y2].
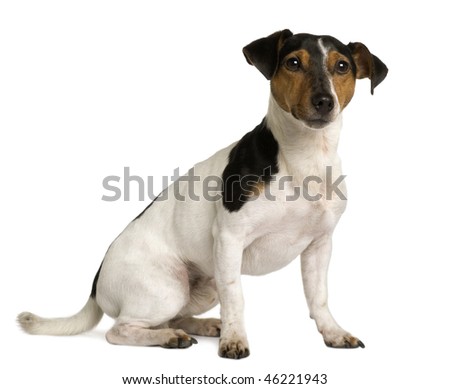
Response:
[311, 93, 334, 115]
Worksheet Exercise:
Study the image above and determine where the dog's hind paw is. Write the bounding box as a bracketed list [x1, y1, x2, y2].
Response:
[162, 330, 198, 349]
[194, 318, 221, 337]
[169, 317, 221, 337]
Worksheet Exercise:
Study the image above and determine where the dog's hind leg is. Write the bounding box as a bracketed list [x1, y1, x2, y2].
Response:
[106, 322, 198, 348]
[102, 269, 198, 348]
[168, 274, 221, 337]
[169, 317, 221, 337]
[97, 247, 199, 348]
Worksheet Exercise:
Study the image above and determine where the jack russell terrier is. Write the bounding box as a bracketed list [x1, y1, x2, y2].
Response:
[18, 29, 388, 359]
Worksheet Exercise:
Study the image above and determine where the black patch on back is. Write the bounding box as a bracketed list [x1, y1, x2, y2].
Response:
[90, 261, 103, 299]
[222, 119, 279, 212]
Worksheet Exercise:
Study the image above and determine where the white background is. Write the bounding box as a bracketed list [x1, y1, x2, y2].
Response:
[1, 1, 449, 388]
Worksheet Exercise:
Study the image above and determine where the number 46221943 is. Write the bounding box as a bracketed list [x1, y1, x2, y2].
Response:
[263, 373, 327, 385]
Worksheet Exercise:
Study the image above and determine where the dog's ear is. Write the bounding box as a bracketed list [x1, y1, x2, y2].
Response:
[347, 42, 388, 95]
[243, 29, 293, 80]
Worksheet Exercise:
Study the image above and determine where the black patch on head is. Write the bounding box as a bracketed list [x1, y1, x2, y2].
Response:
[90, 261, 103, 299]
[222, 119, 279, 212]
[279, 34, 355, 72]
[278, 33, 321, 59]
[278, 33, 357, 91]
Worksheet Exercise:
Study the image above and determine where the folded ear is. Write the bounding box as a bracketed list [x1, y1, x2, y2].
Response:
[243, 29, 293, 80]
[347, 42, 388, 95]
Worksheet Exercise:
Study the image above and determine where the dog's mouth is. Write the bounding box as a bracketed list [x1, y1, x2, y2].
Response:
[292, 114, 331, 129]
[304, 118, 330, 129]
[291, 108, 335, 130]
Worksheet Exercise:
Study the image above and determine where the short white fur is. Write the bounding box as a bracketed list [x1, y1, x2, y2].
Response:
[18, 35, 368, 357]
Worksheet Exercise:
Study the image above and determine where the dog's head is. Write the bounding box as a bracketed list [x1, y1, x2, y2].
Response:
[243, 30, 388, 129]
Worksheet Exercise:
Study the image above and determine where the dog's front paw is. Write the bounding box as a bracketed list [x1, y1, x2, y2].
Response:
[219, 337, 250, 359]
[321, 328, 365, 349]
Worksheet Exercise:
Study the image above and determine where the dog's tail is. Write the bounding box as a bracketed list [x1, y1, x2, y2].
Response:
[17, 297, 103, 336]
[18, 261, 104, 336]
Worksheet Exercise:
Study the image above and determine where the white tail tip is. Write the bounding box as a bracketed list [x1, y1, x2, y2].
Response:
[17, 298, 103, 336]
[17, 312, 43, 335]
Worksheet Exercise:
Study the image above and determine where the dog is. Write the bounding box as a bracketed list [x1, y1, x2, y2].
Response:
[18, 29, 388, 359]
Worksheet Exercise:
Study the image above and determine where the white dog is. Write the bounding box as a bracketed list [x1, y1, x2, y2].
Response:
[18, 30, 387, 359]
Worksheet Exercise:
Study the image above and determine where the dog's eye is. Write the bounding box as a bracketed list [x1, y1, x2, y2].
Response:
[335, 60, 350, 74]
[285, 57, 301, 71]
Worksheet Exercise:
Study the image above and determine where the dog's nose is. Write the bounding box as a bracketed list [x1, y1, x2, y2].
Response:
[311, 93, 334, 115]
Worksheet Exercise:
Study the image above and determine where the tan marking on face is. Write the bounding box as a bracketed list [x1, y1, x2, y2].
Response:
[326, 50, 356, 111]
[270, 49, 316, 120]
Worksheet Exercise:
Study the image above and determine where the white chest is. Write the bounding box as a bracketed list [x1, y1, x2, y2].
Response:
[240, 179, 346, 275]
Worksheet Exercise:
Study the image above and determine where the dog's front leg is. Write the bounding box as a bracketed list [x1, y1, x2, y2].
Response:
[213, 230, 249, 359]
[301, 235, 365, 349]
